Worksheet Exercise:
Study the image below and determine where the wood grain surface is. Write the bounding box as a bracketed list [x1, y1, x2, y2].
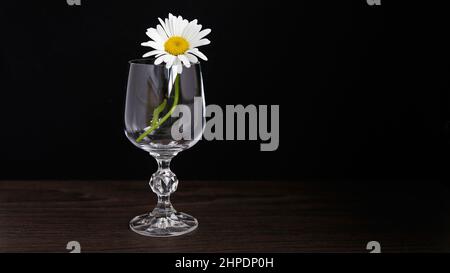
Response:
[0, 180, 449, 252]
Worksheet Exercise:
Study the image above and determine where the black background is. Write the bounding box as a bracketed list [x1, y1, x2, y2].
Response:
[0, 0, 448, 181]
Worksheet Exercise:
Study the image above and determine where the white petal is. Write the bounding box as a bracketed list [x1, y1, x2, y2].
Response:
[171, 58, 181, 72]
[154, 55, 165, 65]
[171, 65, 178, 77]
[169, 18, 176, 37]
[158, 17, 172, 36]
[186, 53, 199, 63]
[184, 21, 199, 40]
[175, 16, 183, 35]
[165, 55, 176, 68]
[191, 39, 211, 48]
[188, 48, 208, 61]
[167, 15, 175, 36]
[143, 50, 165, 58]
[163, 54, 174, 63]
[174, 16, 186, 36]
[186, 24, 202, 41]
[171, 64, 182, 76]
[141, 41, 163, 50]
[177, 63, 183, 74]
[178, 54, 191, 67]
[146, 28, 163, 43]
[169, 13, 176, 22]
[156, 25, 168, 40]
[179, 19, 189, 35]
[171, 14, 179, 35]
[182, 19, 198, 37]
[194, 28, 211, 40]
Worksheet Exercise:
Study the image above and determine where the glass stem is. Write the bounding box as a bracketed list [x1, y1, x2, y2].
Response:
[157, 158, 172, 171]
[150, 157, 178, 217]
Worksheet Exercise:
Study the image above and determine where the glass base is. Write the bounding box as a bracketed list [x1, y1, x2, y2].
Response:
[129, 211, 198, 237]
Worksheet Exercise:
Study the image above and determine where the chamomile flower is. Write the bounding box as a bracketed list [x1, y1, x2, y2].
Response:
[141, 13, 211, 74]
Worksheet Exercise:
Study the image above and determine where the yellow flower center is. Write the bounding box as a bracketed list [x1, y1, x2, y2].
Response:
[164, 36, 190, 56]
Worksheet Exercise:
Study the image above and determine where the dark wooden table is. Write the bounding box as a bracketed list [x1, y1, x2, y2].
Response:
[0, 180, 449, 252]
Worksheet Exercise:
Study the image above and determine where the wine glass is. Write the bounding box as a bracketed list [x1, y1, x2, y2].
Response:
[124, 58, 205, 237]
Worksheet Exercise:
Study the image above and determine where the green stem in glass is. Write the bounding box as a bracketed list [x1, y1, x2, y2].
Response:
[136, 74, 180, 143]
[151, 99, 168, 127]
